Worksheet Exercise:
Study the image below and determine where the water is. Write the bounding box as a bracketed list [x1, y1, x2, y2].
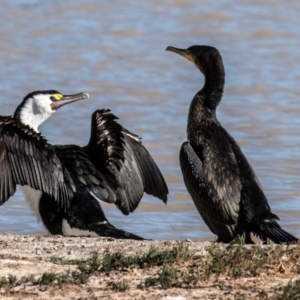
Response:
[0, 0, 300, 241]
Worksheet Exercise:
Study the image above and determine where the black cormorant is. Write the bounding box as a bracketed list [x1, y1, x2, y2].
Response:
[166, 45, 298, 244]
[1, 90, 168, 239]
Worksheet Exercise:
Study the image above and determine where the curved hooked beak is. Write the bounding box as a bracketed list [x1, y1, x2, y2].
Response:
[166, 46, 194, 62]
[51, 92, 89, 110]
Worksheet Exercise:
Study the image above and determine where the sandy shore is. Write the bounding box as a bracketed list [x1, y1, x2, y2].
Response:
[0, 234, 299, 299]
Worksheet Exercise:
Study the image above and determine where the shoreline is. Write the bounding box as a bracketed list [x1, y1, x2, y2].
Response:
[0, 234, 299, 299]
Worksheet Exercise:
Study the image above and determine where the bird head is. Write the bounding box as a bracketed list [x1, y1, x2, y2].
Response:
[13, 90, 89, 132]
[166, 45, 222, 76]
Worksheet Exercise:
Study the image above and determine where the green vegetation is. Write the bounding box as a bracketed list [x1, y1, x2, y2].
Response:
[275, 280, 300, 300]
[101, 241, 192, 272]
[145, 265, 178, 288]
[202, 238, 284, 279]
[108, 280, 129, 292]
[0, 240, 299, 298]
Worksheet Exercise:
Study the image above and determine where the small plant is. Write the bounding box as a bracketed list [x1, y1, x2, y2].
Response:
[101, 241, 192, 272]
[144, 276, 158, 287]
[50, 256, 86, 265]
[0, 275, 16, 291]
[233, 292, 247, 300]
[203, 240, 285, 280]
[39, 271, 57, 285]
[108, 280, 129, 292]
[136, 281, 144, 290]
[159, 265, 178, 288]
[275, 279, 300, 300]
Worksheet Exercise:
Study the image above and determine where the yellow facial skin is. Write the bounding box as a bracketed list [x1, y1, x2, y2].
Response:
[53, 93, 63, 100]
[185, 50, 194, 62]
[166, 46, 194, 63]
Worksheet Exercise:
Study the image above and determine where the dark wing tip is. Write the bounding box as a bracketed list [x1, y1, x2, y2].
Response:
[123, 133, 169, 203]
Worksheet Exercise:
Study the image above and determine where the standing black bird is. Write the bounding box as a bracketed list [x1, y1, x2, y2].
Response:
[1, 90, 168, 239]
[166, 45, 298, 244]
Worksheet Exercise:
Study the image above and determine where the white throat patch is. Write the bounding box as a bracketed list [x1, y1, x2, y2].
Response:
[19, 95, 55, 132]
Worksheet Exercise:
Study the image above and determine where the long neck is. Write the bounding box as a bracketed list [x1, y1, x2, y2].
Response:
[187, 64, 225, 139]
[13, 99, 51, 133]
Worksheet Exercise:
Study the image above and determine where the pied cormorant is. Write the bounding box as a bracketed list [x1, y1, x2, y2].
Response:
[1, 90, 168, 239]
[166, 45, 297, 244]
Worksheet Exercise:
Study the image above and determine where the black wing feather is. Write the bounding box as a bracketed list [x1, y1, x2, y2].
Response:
[84, 109, 168, 215]
[180, 141, 237, 241]
[0, 135, 15, 202]
[0, 116, 75, 209]
[123, 130, 168, 202]
[86, 109, 124, 172]
[53, 144, 118, 203]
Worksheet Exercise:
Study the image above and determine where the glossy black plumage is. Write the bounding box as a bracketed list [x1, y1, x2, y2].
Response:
[84, 109, 168, 215]
[33, 109, 167, 239]
[0, 116, 75, 210]
[2, 90, 168, 239]
[53, 144, 118, 203]
[39, 189, 145, 240]
[167, 45, 298, 244]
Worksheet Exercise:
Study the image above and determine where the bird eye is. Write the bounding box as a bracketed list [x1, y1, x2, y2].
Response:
[50, 96, 56, 101]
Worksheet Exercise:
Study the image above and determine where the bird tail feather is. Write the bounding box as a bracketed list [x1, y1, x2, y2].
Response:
[260, 222, 298, 244]
[92, 222, 147, 240]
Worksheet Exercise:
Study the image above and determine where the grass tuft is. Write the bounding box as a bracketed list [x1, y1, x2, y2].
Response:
[101, 241, 192, 272]
[203, 240, 284, 279]
[1, 241, 300, 297]
[275, 279, 300, 300]
[108, 280, 129, 292]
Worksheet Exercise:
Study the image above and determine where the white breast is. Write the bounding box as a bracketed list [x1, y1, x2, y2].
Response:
[20, 186, 101, 237]
[19, 185, 43, 222]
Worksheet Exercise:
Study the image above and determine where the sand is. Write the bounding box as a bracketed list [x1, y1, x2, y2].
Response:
[0, 234, 298, 300]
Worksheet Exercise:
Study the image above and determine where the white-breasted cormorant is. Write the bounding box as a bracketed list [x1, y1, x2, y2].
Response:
[166, 45, 298, 244]
[1, 91, 168, 239]
[0, 91, 88, 211]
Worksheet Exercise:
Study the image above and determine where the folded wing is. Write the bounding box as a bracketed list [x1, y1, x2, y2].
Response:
[180, 141, 240, 240]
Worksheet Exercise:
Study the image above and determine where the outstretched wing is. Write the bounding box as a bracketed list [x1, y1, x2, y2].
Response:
[53, 144, 118, 203]
[0, 116, 75, 209]
[84, 109, 168, 215]
[122, 129, 168, 202]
